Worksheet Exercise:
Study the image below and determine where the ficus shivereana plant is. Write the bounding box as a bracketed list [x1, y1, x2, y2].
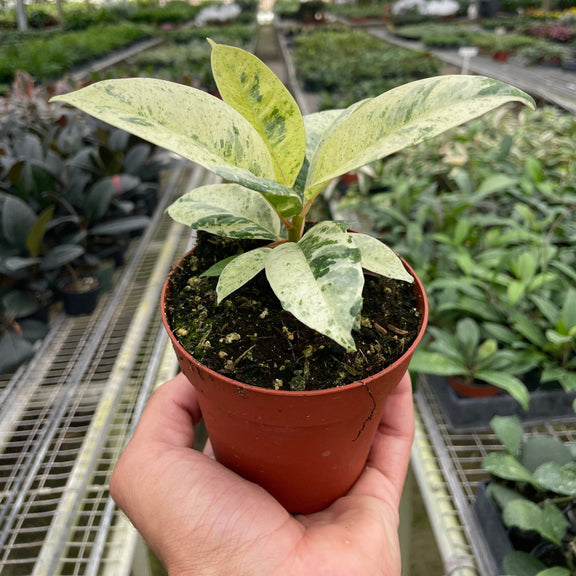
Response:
[51, 41, 536, 351]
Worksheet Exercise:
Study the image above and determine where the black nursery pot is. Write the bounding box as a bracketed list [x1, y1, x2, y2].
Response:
[59, 277, 100, 316]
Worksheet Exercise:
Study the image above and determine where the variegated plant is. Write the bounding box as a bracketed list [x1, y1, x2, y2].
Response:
[51, 41, 535, 351]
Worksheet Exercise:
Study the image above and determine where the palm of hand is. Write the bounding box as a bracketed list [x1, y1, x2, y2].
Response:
[111, 372, 412, 576]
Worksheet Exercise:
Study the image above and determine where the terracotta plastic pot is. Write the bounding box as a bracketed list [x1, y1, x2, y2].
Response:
[161, 251, 428, 514]
[448, 376, 500, 398]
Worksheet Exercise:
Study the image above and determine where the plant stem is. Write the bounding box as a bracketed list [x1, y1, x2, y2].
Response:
[288, 215, 306, 242]
[65, 263, 81, 292]
[546, 495, 575, 507]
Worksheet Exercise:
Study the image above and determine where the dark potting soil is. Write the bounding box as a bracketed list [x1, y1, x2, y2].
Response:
[165, 230, 422, 391]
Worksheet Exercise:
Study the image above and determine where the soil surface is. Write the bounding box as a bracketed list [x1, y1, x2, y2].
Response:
[165, 230, 423, 391]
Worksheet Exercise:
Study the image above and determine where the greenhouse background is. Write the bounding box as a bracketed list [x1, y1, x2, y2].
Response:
[1, 0, 575, 573]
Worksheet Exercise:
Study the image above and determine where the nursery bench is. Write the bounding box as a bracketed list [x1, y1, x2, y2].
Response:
[0, 160, 208, 576]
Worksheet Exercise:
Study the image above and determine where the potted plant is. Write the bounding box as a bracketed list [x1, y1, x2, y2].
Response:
[519, 41, 570, 67]
[475, 415, 576, 575]
[410, 317, 534, 402]
[56, 259, 101, 315]
[51, 41, 535, 512]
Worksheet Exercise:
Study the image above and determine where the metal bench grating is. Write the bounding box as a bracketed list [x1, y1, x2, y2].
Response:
[0, 161, 206, 575]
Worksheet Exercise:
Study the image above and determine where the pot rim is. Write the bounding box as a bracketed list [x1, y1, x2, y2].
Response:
[161, 248, 428, 398]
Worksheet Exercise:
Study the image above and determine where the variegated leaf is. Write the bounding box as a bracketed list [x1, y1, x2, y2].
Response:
[293, 109, 344, 195]
[50, 78, 301, 217]
[306, 76, 536, 192]
[265, 221, 363, 351]
[299, 103, 369, 200]
[210, 40, 305, 188]
[167, 184, 284, 240]
[216, 248, 271, 302]
[351, 233, 414, 283]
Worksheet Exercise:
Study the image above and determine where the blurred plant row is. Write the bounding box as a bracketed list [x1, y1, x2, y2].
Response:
[335, 105, 575, 406]
[393, 20, 576, 66]
[293, 27, 441, 109]
[0, 22, 154, 91]
[0, 1, 256, 94]
[275, 0, 576, 26]
[0, 0, 257, 31]
[87, 25, 254, 93]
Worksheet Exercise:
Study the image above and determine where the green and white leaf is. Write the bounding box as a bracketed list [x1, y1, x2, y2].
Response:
[482, 453, 539, 487]
[304, 110, 346, 159]
[216, 248, 271, 302]
[475, 370, 529, 411]
[265, 221, 363, 351]
[503, 500, 567, 546]
[301, 102, 370, 201]
[50, 78, 301, 217]
[306, 75, 536, 193]
[294, 109, 346, 194]
[167, 184, 284, 240]
[201, 255, 239, 278]
[533, 462, 576, 496]
[490, 416, 523, 457]
[210, 41, 305, 188]
[351, 233, 414, 283]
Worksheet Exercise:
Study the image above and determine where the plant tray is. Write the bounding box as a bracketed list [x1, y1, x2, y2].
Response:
[472, 482, 514, 575]
[426, 375, 576, 432]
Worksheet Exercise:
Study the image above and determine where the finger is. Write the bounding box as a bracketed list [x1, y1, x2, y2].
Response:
[131, 372, 202, 450]
[351, 371, 414, 506]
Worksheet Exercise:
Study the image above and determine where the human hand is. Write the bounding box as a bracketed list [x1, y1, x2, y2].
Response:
[110, 370, 415, 576]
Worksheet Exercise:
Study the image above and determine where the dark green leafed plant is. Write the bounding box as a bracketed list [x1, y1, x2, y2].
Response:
[483, 416, 576, 575]
[51, 41, 535, 351]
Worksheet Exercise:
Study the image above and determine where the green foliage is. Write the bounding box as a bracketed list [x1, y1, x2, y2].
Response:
[293, 29, 441, 109]
[394, 23, 472, 41]
[345, 105, 576, 396]
[483, 416, 576, 573]
[52, 41, 534, 351]
[470, 31, 538, 55]
[89, 25, 254, 92]
[273, 0, 301, 18]
[519, 41, 571, 65]
[0, 23, 153, 85]
[421, 32, 466, 48]
[129, 1, 202, 24]
[325, 3, 389, 20]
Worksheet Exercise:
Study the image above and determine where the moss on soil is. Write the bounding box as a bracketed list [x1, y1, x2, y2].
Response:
[165, 230, 422, 391]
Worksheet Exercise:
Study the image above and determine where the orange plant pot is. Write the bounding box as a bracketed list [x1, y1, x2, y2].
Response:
[161, 251, 428, 514]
